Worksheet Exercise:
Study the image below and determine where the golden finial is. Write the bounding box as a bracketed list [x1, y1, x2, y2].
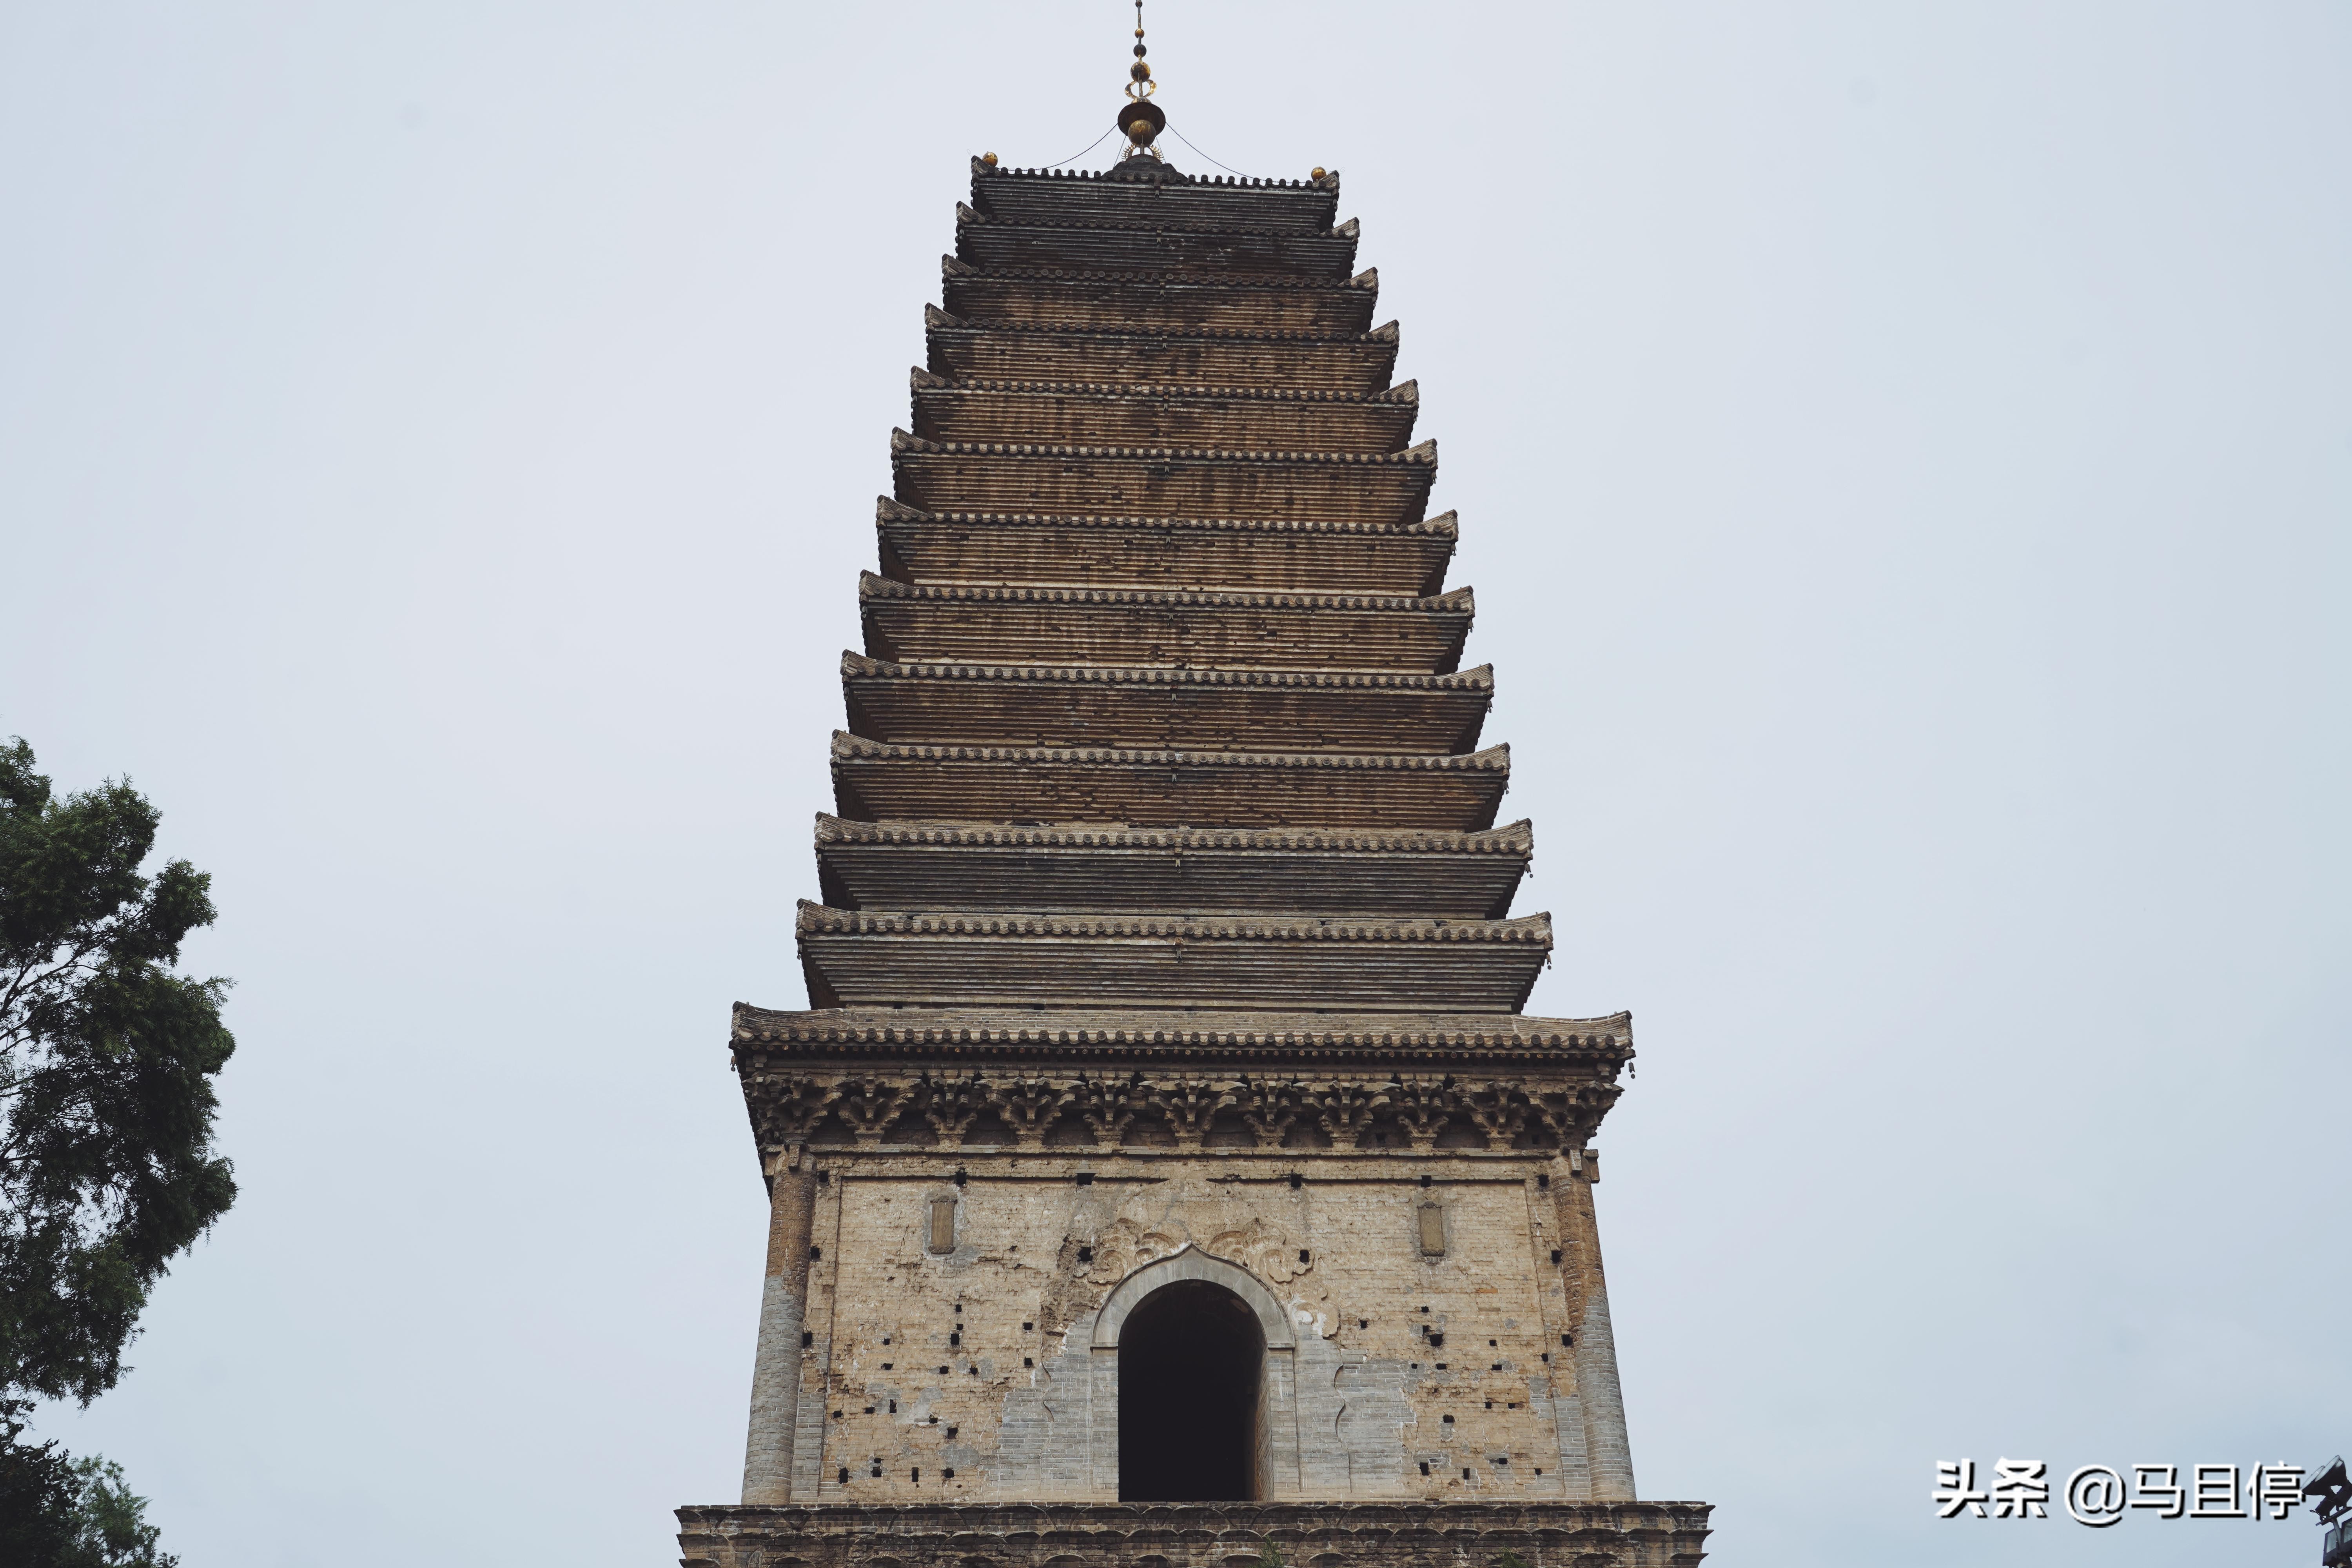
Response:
[1118, 0, 1165, 160]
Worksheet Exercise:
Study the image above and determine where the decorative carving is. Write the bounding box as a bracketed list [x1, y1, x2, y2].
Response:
[1387, 1076, 1452, 1150]
[738, 1066, 1615, 1155]
[989, 1076, 1070, 1145]
[1070, 1074, 1144, 1146]
[1148, 1079, 1230, 1149]
[1461, 1081, 1531, 1148]
[1235, 1078, 1299, 1149]
[919, 1073, 989, 1143]
[749, 1075, 836, 1148]
[1312, 1081, 1388, 1148]
[835, 1078, 913, 1144]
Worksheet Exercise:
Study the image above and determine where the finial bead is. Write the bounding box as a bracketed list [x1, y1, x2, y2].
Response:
[1130, 60, 1151, 80]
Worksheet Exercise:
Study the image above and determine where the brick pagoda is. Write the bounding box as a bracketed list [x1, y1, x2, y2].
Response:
[676, 75, 1710, 1568]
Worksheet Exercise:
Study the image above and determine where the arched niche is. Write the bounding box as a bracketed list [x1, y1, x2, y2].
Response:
[1091, 1246, 1297, 1351]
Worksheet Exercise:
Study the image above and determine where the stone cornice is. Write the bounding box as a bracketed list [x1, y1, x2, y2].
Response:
[972, 157, 1337, 191]
[943, 257, 1379, 292]
[811, 815, 1531, 857]
[841, 653, 1491, 693]
[927, 305, 1399, 348]
[857, 572, 1470, 617]
[889, 429, 1436, 468]
[910, 372, 1417, 407]
[957, 203, 1360, 243]
[733, 1004, 1622, 1054]
[831, 731, 1508, 773]
[878, 497, 1459, 541]
[795, 901, 1551, 946]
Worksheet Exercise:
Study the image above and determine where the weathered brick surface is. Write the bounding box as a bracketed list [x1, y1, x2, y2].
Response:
[691, 151, 1709, 1561]
[675, 1501, 1713, 1568]
[766, 1149, 1613, 1506]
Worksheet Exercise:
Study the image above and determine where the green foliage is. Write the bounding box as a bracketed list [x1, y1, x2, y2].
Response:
[1255, 1541, 1285, 1568]
[0, 1405, 176, 1567]
[1493, 1552, 1535, 1568]
[0, 737, 233, 1567]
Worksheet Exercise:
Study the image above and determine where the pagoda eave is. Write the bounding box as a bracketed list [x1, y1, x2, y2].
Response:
[889, 432, 1437, 525]
[875, 502, 1457, 595]
[811, 813, 1529, 919]
[839, 654, 1492, 755]
[829, 733, 1510, 831]
[857, 573, 1474, 672]
[795, 902, 1552, 1014]
[941, 261, 1379, 335]
[909, 375, 1419, 453]
[926, 317, 1399, 393]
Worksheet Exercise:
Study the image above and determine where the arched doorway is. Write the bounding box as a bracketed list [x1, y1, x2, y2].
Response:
[1116, 1279, 1265, 1501]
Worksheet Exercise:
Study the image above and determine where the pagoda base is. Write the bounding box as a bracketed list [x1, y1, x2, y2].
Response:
[675, 1501, 1712, 1568]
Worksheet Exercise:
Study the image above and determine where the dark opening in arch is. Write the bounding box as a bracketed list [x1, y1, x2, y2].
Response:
[1116, 1279, 1264, 1501]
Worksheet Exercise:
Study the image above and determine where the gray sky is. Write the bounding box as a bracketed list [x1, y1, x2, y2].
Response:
[3, 4, 2347, 1564]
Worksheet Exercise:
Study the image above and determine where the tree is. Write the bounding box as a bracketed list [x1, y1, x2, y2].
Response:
[0, 737, 236, 1566]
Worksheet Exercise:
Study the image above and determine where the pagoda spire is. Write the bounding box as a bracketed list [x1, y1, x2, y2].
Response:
[1117, 0, 1166, 160]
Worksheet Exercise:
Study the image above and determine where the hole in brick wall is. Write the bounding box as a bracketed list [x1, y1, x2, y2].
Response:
[882, 1338, 891, 1345]
[1024, 1357, 1034, 1367]
[947, 1426, 958, 1439]
[1436, 1362, 1448, 1369]
[1077, 1246, 1094, 1263]
[833, 1410, 843, 1420]
[1076, 1172, 1094, 1186]
[938, 1365, 949, 1374]
[968, 1366, 978, 1375]
[1287, 1172, 1303, 1189]
[809, 1245, 822, 1259]
[889, 1400, 897, 1413]
[882, 1363, 893, 1370]
[912, 1467, 920, 1482]
[950, 1332, 960, 1346]
[1484, 1400, 1492, 1409]
[870, 1466, 881, 1479]
[1118, 1278, 1265, 1503]
[1298, 1250, 1310, 1264]
[1419, 1461, 1430, 1475]
[1462, 1469, 1472, 1481]
[1561, 1334, 1573, 1347]
[1550, 1249, 1563, 1263]
[1540, 1353, 1550, 1363]
[1419, 1174, 1432, 1188]
[944, 1467, 955, 1479]
[1537, 1174, 1549, 1189]
[818, 1172, 831, 1185]
[929, 1416, 938, 1425]
[802, 1331, 814, 1347]
[1358, 1319, 1367, 1329]
[1024, 1321, 1034, 1331]
[1488, 1340, 1497, 1347]
[1535, 1468, 1543, 1476]
[1442, 1414, 1454, 1424]
[955, 1303, 963, 1313]
[1490, 1363, 1501, 1371]
[864, 1406, 875, 1415]
[1420, 1306, 1430, 1314]
[838, 1468, 849, 1483]
[1426, 1332, 1443, 1348]
[953, 1168, 967, 1187]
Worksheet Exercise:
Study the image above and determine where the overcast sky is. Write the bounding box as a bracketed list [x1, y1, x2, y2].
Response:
[3, 4, 2347, 1564]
